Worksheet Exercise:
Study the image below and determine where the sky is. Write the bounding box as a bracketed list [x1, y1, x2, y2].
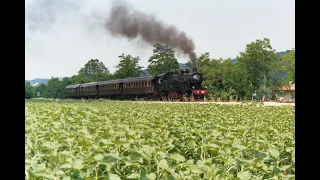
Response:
[25, 0, 295, 80]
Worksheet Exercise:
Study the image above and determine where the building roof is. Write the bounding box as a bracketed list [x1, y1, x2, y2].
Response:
[66, 84, 81, 89]
[80, 82, 98, 87]
[274, 83, 295, 91]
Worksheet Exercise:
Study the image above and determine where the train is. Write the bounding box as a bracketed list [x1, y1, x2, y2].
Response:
[65, 67, 208, 101]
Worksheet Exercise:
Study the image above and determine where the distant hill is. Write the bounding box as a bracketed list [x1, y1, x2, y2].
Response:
[276, 50, 291, 57]
[25, 78, 49, 85]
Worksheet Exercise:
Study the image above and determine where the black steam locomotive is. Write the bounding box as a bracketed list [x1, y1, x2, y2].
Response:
[66, 67, 207, 101]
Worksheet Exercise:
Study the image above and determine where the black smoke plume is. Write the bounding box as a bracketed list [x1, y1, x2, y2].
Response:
[105, 1, 197, 68]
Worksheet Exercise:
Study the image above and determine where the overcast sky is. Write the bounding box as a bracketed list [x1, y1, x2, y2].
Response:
[25, 0, 295, 80]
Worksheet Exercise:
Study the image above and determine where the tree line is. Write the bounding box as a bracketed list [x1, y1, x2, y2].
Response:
[25, 38, 295, 101]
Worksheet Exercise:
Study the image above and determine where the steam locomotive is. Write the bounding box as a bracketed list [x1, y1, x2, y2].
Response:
[66, 67, 207, 101]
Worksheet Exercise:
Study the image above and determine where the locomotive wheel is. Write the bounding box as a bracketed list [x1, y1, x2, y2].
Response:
[168, 91, 173, 101]
[172, 91, 177, 101]
[161, 95, 167, 101]
[190, 95, 195, 102]
[178, 92, 183, 101]
[174, 92, 182, 101]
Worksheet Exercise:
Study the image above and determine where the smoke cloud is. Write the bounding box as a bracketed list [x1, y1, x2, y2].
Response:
[105, 1, 197, 68]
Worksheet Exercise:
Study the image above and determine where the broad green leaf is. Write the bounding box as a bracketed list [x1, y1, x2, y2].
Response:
[147, 173, 156, 180]
[100, 139, 113, 144]
[94, 154, 104, 161]
[158, 159, 169, 169]
[33, 172, 53, 179]
[235, 144, 247, 150]
[188, 166, 202, 174]
[269, 148, 280, 159]
[237, 171, 251, 180]
[252, 150, 268, 159]
[109, 173, 121, 180]
[186, 159, 194, 165]
[104, 155, 119, 163]
[72, 159, 83, 169]
[170, 153, 186, 163]
[60, 163, 72, 169]
[127, 173, 139, 179]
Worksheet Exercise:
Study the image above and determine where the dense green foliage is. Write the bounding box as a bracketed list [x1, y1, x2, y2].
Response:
[25, 38, 294, 100]
[147, 43, 180, 75]
[25, 100, 295, 179]
[113, 54, 144, 79]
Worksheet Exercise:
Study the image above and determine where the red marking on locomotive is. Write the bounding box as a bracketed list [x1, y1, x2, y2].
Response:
[192, 90, 208, 95]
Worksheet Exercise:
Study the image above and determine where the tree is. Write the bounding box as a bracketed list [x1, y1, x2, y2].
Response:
[78, 59, 111, 81]
[25, 82, 35, 99]
[282, 49, 295, 84]
[147, 43, 179, 75]
[196, 53, 244, 100]
[43, 77, 71, 99]
[35, 83, 47, 98]
[113, 54, 143, 79]
[236, 38, 281, 101]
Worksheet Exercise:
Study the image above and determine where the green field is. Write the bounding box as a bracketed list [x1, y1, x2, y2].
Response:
[25, 100, 295, 180]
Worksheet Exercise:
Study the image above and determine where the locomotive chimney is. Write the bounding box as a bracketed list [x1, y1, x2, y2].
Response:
[192, 59, 198, 73]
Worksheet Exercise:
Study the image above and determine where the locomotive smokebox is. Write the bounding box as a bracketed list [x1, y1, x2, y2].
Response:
[192, 68, 198, 73]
